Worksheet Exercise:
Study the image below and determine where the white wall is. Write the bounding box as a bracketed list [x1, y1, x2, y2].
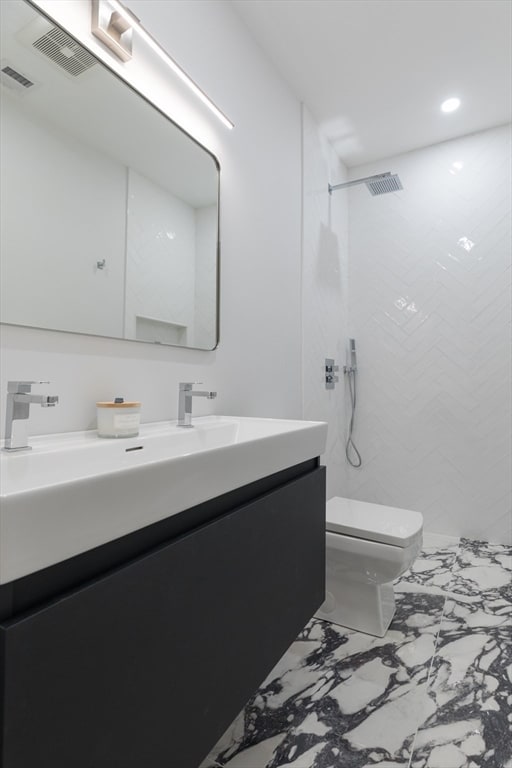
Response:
[301, 105, 350, 500]
[1, 0, 302, 435]
[347, 124, 512, 544]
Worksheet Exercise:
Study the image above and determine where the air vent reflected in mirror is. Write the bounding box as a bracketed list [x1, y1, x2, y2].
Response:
[32, 27, 97, 77]
[0, 61, 37, 92]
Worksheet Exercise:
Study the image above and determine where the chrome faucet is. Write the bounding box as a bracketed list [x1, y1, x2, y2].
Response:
[3, 381, 59, 451]
[177, 382, 217, 427]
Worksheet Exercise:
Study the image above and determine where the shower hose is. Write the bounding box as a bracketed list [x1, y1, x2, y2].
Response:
[345, 367, 362, 468]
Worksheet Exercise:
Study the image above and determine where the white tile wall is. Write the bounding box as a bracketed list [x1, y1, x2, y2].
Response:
[125, 169, 196, 344]
[194, 205, 218, 350]
[347, 125, 512, 544]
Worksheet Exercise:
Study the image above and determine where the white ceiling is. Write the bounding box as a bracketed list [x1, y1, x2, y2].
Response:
[230, 0, 512, 167]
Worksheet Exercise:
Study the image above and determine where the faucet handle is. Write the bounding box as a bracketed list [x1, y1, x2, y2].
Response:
[179, 381, 203, 389]
[7, 381, 49, 394]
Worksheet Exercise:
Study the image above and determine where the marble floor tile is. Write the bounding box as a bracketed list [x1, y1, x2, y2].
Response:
[202, 591, 447, 767]
[409, 539, 512, 768]
[445, 538, 512, 603]
[394, 536, 460, 597]
[409, 622, 512, 768]
[200, 536, 510, 768]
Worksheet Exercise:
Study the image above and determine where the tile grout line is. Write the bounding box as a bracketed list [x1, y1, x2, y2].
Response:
[406, 538, 463, 768]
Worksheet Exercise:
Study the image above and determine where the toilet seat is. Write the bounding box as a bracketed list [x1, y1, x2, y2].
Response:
[326, 497, 423, 548]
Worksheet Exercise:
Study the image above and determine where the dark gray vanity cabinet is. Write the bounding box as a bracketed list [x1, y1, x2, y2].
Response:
[0, 460, 325, 768]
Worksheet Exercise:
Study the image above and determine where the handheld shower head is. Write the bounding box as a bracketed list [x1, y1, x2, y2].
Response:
[349, 338, 357, 370]
[344, 339, 362, 468]
[343, 339, 357, 373]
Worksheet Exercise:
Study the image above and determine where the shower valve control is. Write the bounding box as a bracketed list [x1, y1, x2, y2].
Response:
[325, 359, 339, 390]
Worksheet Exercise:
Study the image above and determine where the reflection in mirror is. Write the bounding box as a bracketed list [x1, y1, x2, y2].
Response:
[0, 0, 219, 350]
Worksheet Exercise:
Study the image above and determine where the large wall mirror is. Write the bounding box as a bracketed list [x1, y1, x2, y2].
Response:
[0, 0, 220, 350]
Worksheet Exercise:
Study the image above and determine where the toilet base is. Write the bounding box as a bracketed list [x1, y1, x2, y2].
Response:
[315, 579, 396, 637]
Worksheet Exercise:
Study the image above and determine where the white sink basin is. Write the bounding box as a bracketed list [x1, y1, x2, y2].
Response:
[0, 415, 327, 584]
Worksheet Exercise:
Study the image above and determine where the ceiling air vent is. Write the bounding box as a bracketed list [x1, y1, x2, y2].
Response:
[32, 27, 97, 77]
[1, 64, 34, 89]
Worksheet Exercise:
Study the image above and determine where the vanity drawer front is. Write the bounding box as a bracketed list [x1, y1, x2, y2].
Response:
[0, 465, 325, 768]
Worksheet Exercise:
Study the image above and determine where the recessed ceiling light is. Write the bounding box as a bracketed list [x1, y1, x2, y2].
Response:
[441, 97, 461, 113]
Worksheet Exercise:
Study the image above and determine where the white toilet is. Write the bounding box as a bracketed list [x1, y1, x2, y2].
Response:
[315, 497, 423, 637]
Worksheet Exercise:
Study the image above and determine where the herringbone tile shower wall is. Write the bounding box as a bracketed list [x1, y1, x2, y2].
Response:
[347, 124, 512, 543]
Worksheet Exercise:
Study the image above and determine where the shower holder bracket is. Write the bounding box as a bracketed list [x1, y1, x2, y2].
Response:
[325, 359, 339, 390]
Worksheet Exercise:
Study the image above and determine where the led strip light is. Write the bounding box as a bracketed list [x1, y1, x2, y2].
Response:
[107, 0, 234, 129]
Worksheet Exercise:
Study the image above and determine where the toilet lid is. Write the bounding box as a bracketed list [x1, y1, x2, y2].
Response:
[326, 497, 423, 548]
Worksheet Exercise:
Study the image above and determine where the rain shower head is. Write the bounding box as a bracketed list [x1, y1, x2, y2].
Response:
[328, 172, 403, 196]
[366, 173, 402, 195]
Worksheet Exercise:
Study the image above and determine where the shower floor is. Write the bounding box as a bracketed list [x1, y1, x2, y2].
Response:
[200, 535, 512, 768]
